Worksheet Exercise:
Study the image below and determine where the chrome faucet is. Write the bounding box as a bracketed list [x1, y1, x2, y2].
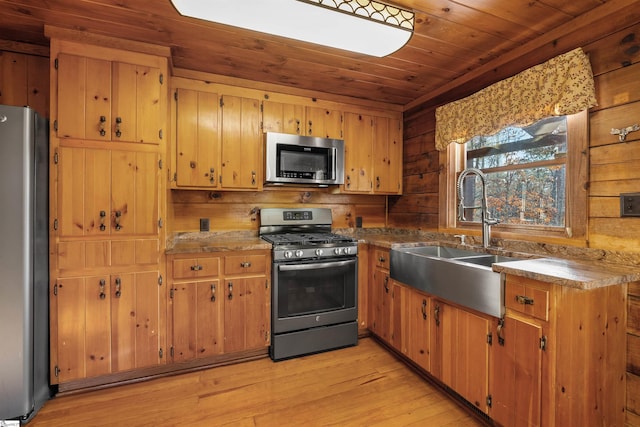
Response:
[456, 168, 500, 248]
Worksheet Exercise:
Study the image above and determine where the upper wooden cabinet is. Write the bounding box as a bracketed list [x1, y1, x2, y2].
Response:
[343, 112, 402, 195]
[220, 95, 262, 190]
[175, 88, 220, 188]
[56, 53, 164, 144]
[306, 106, 342, 139]
[172, 88, 262, 190]
[262, 100, 304, 135]
[56, 147, 159, 237]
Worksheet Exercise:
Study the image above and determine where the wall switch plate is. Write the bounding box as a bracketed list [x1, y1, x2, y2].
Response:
[355, 216, 363, 228]
[620, 193, 640, 217]
[200, 218, 210, 232]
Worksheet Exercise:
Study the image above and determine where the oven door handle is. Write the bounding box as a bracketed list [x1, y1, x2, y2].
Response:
[278, 259, 356, 271]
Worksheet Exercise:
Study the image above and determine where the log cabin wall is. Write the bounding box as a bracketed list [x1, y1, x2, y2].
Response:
[394, 22, 640, 425]
[168, 189, 387, 233]
[0, 46, 49, 117]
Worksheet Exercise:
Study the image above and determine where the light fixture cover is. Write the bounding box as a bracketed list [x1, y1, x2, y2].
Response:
[170, 0, 414, 57]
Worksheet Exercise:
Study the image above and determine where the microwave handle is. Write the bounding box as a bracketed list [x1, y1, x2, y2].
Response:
[278, 259, 356, 271]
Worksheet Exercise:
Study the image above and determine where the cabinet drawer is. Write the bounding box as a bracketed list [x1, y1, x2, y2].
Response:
[505, 277, 550, 321]
[173, 257, 220, 279]
[225, 254, 267, 275]
[374, 248, 390, 270]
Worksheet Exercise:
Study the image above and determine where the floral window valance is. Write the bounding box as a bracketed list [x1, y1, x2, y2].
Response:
[434, 47, 597, 151]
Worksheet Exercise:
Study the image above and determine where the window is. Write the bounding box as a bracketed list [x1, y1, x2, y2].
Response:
[463, 115, 567, 227]
[442, 110, 587, 241]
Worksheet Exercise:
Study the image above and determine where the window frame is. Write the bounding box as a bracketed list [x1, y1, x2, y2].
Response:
[439, 110, 588, 243]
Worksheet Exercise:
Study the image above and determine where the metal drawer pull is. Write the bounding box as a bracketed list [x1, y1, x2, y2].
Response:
[515, 295, 534, 305]
[190, 265, 203, 271]
[210, 284, 216, 302]
[228, 283, 233, 300]
[421, 299, 427, 320]
[241, 261, 252, 268]
[378, 256, 386, 263]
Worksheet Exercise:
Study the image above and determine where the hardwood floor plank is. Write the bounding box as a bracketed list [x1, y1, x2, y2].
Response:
[31, 338, 484, 426]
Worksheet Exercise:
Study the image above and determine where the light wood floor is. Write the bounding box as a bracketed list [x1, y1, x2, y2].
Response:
[30, 338, 484, 426]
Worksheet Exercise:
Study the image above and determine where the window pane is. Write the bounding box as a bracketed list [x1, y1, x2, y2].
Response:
[461, 116, 567, 228]
[467, 116, 567, 169]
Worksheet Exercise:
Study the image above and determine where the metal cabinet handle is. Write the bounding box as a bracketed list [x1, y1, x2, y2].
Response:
[421, 299, 427, 320]
[383, 276, 389, 293]
[115, 117, 122, 138]
[251, 171, 256, 186]
[515, 295, 534, 305]
[190, 265, 203, 271]
[434, 304, 440, 326]
[376, 176, 381, 189]
[114, 277, 122, 298]
[99, 210, 107, 231]
[497, 318, 505, 346]
[114, 210, 122, 231]
[99, 116, 107, 137]
[99, 279, 106, 300]
[241, 261, 252, 268]
[227, 282, 233, 300]
[378, 256, 386, 263]
[210, 284, 216, 302]
[190, 161, 196, 169]
[209, 168, 215, 185]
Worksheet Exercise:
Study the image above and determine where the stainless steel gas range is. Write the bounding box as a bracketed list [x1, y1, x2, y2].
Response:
[260, 208, 358, 361]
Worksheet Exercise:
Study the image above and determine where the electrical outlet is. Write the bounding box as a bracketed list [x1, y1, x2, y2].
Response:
[620, 193, 640, 217]
[200, 218, 210, 232]
[355, 216, 363, 228]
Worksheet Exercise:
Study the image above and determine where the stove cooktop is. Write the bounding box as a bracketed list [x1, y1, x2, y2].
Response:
[261, 232, 355, 246]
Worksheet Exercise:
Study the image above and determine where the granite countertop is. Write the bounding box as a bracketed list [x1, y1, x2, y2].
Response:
[166, 229, 640, 289]
[166, 231, 271, 255]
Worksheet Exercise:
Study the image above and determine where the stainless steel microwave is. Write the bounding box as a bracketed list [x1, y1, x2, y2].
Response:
[264, 132, 345, 186]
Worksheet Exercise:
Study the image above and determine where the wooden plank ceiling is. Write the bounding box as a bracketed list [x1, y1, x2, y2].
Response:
[0, 0, 614, 107]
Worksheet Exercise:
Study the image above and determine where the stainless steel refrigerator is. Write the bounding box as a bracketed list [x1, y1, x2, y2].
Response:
[0, 105, 52, 422]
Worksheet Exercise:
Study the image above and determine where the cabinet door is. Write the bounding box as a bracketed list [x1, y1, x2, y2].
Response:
[176, 89, 220, 187]
[57, 147, 111, 237]
[111, 150, 159, 235]
[389, 281, 404, 352]
[110, 271, 161, 371]
[223, 277, 270, 352]
[112, 62, 162, 144]
[372, 116, 402, 194]
[54, 276, 111, 382]
[220, 95, 261, 189]
[454, 309, 490, 412]
[306, 106, 342, 139]
[172, 280, 223, 361]
[343, 112, 372, 193]
[491, 315, 543, 427]
[262, 100, 304, 135]
[406, 289, 430, 371]
[57, 53, 111, 140]
[370, 267, 391, 342]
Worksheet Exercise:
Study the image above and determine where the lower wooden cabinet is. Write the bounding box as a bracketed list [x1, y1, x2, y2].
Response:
[168, 250, 271, 363]
[52, 271, 163, 383]
[430, 299, 491, 413]
[370, 265, 628, 427]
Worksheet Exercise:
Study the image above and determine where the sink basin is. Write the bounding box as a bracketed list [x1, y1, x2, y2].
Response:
[452, 254, 522, 267]
[390, 246, 524, 317]
[401, 246, 482, 259]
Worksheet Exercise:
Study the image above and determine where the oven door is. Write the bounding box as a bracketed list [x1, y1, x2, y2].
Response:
[272, 257, 357, 334]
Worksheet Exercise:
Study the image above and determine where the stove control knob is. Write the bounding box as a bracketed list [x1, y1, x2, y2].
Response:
[315, 249, 324, 257]
[344, 247, 351, 255]
[295, 250, 304, 258]
[334, 248, 342, 255]
[284, 250, 293, 259]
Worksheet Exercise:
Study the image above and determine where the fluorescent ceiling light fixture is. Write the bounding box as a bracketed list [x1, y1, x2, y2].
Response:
[170, 0, 414, 57]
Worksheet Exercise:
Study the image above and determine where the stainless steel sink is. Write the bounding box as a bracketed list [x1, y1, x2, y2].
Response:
[390, 246, 524, 317]
[400, 246, 482, 258]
